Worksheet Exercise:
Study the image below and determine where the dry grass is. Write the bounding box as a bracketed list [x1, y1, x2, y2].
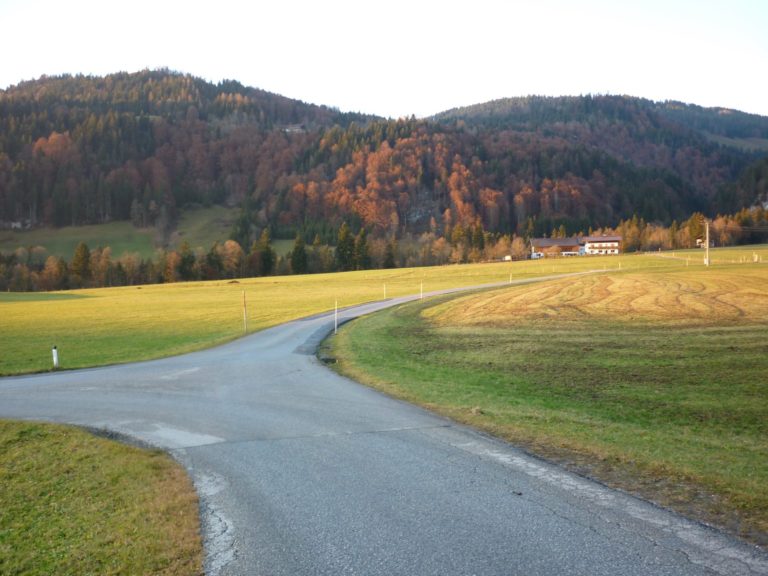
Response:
[426, 268, 768, 327]
[329, 261, 768, 545]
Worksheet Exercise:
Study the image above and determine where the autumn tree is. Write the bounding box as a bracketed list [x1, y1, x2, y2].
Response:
[38, 256, 68, 291]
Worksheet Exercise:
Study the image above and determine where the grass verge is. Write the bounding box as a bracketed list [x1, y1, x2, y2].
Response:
[325, 265, 768, 546]
[0, 420, 202, 575]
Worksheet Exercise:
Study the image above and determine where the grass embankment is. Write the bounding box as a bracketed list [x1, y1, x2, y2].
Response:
[0, 254, 672, 376]
[0, 420, 202, 576]
[327, 262, 768, 545]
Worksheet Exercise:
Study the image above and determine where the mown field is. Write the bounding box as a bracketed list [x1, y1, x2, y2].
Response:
[0, 420, 202, 576]
[0, 254, 655, 375]
[327, 249, 768, 545]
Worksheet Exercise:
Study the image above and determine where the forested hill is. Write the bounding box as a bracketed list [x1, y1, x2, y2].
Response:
[1, 72, 767, 244]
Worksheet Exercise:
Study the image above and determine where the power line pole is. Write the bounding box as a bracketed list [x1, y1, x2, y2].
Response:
[705, 219, 710, 267]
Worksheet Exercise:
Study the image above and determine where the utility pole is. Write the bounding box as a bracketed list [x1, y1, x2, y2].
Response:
[704, 219, 710, 267]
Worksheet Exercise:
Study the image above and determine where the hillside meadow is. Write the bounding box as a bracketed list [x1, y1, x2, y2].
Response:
[0, 221, 157, 260]
[327, 248, 768, 545]
[0, 252, 690, 376]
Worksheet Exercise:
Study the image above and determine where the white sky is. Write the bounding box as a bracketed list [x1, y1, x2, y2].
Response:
[1, 0, 766, 118]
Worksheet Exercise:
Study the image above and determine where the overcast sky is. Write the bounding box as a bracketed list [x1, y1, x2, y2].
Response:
[1, 0, 766, 118]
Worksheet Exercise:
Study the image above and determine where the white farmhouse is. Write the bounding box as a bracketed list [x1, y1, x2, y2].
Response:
[583, 235, 622, 255]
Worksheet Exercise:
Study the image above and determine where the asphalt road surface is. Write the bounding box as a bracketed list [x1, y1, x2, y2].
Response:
[2, 285, 767, 576]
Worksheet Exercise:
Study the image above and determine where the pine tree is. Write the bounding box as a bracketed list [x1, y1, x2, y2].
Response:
[354, 228, 371, 270]
[335, 222, 355, 271]
[70, 242, 91, 286]
[383, 239, 397, 269]
[178, 241, 197, 280]
[259, 229, 275, 276]
[291, 234, 308, 274]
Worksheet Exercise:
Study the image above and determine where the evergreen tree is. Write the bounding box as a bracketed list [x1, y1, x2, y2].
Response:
[354, 228, 371, 270]
[257, 229, 275, 276]
[383, 239, 397, 269]
[178, 241, 197, 280]
[70, 242, 91, 285]
[203, 242, 224, 280]
[335, 222, 355, 271]
[230, 209, 253, 249]
[471, 225, 485, 250]
[291, 234, 308, 274]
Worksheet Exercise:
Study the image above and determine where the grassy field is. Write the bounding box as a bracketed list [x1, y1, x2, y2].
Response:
[327, 254, 768, 545]
[0, 420, 201, 575]
[2, 246, 767, 570]
[0, 221, 157, 260]
[0, 205, 244, 259]
[0, 254, 665, 376]
[168, 205, 240, 252]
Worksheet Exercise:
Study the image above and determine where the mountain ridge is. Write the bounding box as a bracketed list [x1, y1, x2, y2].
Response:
[1, 71, 766, 243]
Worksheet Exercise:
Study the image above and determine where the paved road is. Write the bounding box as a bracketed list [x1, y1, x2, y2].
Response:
[2, 285, 767, 576]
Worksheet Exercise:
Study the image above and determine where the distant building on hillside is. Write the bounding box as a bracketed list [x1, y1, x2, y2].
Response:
[529, 235, 622, 257]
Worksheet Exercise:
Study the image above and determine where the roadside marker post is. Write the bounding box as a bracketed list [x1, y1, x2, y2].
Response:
[242, 290, 248, 334]
[420, 281, 424, 300]
[334, 299, 338, 335]
[52, 346, 59, 369]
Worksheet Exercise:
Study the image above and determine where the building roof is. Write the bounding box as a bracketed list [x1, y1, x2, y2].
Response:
[531, 237, 582, 249]
[583, 235, 622, 243]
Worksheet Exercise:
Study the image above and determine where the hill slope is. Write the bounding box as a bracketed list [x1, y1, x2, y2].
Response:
[1, 74, 766, 245]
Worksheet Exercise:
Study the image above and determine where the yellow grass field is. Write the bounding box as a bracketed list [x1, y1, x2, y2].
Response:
[1, 247, 766, 376]
[426, 267, 768, 327]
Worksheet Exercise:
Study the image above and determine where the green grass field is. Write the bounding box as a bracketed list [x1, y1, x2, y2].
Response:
[168, 205, 240, 252]
[0, 420, 202, 575]
[0, 205, 245, 259]
[0, 221, 157, 260]
[327, 252, 768, 545]
[0, 254, 666, 375]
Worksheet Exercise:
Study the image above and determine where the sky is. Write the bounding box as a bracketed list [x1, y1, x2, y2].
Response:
[1, 0, 766, 118]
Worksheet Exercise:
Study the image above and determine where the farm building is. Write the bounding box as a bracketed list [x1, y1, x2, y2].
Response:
[529, 235, 622, 257]
[530, 237, 584, 257]
[583, 235, 622, 255]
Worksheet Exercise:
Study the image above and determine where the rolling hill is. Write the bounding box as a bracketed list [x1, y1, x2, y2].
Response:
[1, 71, 767, 250]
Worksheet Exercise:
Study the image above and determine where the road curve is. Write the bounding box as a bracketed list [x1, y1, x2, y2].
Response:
[1, 279, 767, 576]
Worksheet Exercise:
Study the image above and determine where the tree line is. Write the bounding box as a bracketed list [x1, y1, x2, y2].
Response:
[3, 207, 767, 292]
